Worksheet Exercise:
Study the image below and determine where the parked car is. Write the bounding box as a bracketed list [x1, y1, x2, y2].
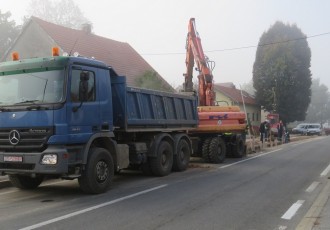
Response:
[303, 123, 322, 136]
[291, 123, 308, 134]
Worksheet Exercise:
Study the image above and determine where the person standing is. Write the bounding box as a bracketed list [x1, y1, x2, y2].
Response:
[264, 120, 270, 141]
[277, 120, 284, 142]
[259, 121, 266, 143]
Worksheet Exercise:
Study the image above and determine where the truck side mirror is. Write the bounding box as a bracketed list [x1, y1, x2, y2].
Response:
[79, 72, 89, 102]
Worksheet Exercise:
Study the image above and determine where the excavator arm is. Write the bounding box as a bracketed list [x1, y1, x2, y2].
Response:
[184, 18, 215, 106]
[182, 18, 247, 162]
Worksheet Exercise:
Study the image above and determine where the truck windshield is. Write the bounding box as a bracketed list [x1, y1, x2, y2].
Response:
[0, 69, 65, 106]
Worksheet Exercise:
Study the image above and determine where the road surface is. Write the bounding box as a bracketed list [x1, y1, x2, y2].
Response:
[0, 136, 329, 230]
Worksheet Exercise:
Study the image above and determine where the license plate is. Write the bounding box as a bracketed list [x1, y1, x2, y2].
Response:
[4, 156, 23, 162]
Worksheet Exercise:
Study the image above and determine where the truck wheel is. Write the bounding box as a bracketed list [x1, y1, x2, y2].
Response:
[202, 138, 212, 163]
[9, 174, 44, 189]
[172, 139, 191, 172]
[232, 136, 246, 158]
[150, 141, 173, 176]
[208, 137, 226, 163]
[78, 148, 114, 194]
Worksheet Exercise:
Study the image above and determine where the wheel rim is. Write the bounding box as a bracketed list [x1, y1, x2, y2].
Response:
[161, 151, 169, 167]
[178, 149, 184, 160]
[208, 137, 226, 163]
[179, 145, 189, 164]
[96, 160, 109, 183]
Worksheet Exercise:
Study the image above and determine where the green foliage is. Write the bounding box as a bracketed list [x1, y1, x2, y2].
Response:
[135, 70, 174, 92]
[253, 21, 312, 123]
[0, 10, 20, 60]
[305, 79, 330, 123]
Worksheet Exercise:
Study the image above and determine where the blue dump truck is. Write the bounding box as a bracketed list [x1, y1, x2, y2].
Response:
[0, 53, 198, 194]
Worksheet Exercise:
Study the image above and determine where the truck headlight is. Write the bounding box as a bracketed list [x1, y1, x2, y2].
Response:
[41, 154, 57, 165]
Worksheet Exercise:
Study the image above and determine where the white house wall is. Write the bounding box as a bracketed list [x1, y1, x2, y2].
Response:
[6, 21, 60, 60]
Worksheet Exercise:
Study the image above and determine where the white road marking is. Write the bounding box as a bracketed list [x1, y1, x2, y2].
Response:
[219, 149, 282, 169]
[276, 225, 287, 230]
[19, 184, 167, 230]
[290, 143, 302, 147]
[320, 163, 330, 177]
[281, 200, 305, 220]
[306, 181, 320, 193]
[0, 189, 19, 196]
[40, 180, 70, 187]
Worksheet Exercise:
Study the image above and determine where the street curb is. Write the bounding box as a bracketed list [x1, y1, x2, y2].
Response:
[245, 135, 317, 155]
[296, 178, 330, 230]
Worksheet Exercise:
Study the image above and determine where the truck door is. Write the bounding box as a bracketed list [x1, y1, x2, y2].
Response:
[66, 65, 100, 143]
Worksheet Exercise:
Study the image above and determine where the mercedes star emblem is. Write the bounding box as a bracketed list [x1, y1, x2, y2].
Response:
[9, 130, 20, 145]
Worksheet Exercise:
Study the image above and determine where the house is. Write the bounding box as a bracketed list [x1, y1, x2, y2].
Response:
[213, 83, 260, 135]
[2, 16, 173, 90]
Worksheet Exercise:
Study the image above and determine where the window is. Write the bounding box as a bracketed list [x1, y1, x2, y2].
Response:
[0, 69, 64, 105]
[71, 69, 95, 102]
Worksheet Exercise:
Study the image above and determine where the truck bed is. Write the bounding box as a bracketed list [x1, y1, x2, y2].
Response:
[111, 76, 198, 132]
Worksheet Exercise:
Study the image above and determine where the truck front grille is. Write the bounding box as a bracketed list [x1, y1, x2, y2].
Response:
[0, 127, 53, 152]
[0, 163, 35, 170]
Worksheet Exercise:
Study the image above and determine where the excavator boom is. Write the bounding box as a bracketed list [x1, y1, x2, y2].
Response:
[182, 18, 247, 162]
[183, 18, 246, 134]
[184, 18, 215, 106]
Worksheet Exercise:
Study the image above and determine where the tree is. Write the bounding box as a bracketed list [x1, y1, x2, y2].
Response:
[27, 0, 90, 30]
[135, 70, 174, 92]
[305, 79, 330, 123]
[253, 21, 312, 123]
[0, 10, 20, 60]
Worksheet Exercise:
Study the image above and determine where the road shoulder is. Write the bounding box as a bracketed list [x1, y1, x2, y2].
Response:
[296, 177, 330, 230]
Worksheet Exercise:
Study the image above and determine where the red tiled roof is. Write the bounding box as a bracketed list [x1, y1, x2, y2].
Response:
[213, 83, 257, 105]
[31, 17, 171, 88]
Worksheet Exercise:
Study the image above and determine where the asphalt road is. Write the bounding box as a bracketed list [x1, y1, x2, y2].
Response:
[1, 136, 330, 230]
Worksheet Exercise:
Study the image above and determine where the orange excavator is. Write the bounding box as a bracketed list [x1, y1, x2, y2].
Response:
[184, 18, 247, 163]
[184, 18, 215, 107]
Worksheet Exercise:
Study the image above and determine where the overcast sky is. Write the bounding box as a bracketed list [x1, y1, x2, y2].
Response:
[2, 0, 330, 89]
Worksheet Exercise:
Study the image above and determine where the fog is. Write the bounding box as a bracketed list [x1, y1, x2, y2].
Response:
[2, 0, 330, 89]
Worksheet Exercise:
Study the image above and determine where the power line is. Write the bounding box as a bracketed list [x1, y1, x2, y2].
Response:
[140, 32, 330, 56]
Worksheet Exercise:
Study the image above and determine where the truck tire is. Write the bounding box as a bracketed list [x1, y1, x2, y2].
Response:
[232, 135, 246, 158]
[202, 138, 212, 163]
[78, 147, 114, 194]
[9, 174, 44, 189]
[208, 137, 226, 163]
[173, 138, 191, 172]
[150, 141, 173, 176]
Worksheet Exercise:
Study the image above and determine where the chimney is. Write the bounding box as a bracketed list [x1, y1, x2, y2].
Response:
[81, 23, 92, 34]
